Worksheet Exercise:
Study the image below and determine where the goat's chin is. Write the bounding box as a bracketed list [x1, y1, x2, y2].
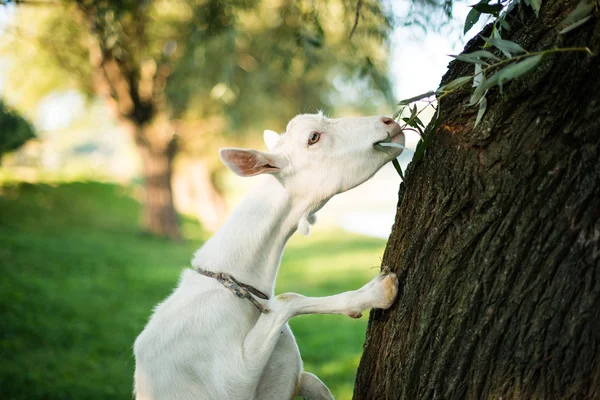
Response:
[386, 147, 404, 159]
[374, 146, 403, 160]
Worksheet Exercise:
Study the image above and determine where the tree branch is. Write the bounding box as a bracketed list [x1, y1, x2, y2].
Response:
[349, 0, 363, 39]
[86, 35, 134, 117]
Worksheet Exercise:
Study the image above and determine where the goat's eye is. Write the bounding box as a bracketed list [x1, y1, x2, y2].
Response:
[308, 132, 321, 145]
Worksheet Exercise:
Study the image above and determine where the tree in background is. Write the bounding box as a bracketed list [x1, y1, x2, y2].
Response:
[2, 0, 393, 239]
[355, 0, 599, 398]
[0, 100, 35, 165]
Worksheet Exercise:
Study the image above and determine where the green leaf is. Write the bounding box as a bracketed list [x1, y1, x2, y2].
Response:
[560, 1, 595, 34]
[411, 107, 440, 166]
[563, 1, 595, 25]
[473, 63, 483, 87]
[559, 15, 593, 34]
[530, 0, 542, 16]
[483, 25, 502, 49]
[450, 50, 501, 65]
[464, 8, 482, 34]
[440, 75, 473, 92]
[481, 54, 543, 92]
[451, 54, 489, 65]
[473, 2, 504, 14]
[469, 50, 502, 61]
[482, 36, 527, 58]
[398, 91, 436, 106]
[499, 18, 511, 31]
[402, 117, 424, 134]
[392, 158, 404, 179]
[410, 104, 418, 119]
[414, 116, 425, 128]
[469, 81, 487, 106]
[491, 25, 502, 39]
[379, 142, 410, 151]
[474, 96, 487, 127]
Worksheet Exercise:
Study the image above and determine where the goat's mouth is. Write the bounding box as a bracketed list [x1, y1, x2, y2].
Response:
[373, 131, 406, 154]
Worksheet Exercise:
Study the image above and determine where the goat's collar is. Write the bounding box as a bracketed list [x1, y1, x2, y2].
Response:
[195, 268, 270, 314]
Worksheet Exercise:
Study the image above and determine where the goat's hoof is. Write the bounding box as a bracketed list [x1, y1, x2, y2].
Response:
[374, 272, 398, 310]
[347, 311, 363, 319]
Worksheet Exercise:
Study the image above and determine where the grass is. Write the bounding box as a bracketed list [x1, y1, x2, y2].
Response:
[0, 180, 386, 400]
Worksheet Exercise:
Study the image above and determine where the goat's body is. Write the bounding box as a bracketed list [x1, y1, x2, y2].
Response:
[134, 114, 404, 399]
[134, 270, 303, 400]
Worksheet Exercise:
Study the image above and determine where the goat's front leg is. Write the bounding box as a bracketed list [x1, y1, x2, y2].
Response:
[242, 269, 398, 381]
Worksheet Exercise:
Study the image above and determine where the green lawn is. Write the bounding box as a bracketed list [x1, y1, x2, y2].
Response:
[0, 181, 386, 399]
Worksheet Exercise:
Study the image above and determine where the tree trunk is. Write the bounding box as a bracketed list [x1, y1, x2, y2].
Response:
[354, 2, 600, 399]
[79, 11, 183, 240]
[135, 123, 181, 240]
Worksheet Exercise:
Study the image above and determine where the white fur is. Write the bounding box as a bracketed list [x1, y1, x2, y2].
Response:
[263, 129, 281, 151]
[134, 113, 405, 400]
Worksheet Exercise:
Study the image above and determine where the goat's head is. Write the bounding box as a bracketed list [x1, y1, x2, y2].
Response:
[220, 113, 404, 226]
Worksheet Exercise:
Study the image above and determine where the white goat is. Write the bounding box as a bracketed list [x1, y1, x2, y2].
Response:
[134, 113, 406, 400]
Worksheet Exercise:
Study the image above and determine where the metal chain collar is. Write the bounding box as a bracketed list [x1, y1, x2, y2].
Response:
[196, 268, 270, 314]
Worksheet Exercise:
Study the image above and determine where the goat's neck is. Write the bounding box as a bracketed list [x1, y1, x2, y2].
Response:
[192, 175, 312, 296]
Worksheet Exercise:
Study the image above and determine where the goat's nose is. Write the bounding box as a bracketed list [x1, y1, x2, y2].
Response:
[381, 117, 399, 128]
[381, 117, 397, 126]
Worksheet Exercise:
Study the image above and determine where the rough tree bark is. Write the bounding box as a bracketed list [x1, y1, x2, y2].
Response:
[354, 1, 600, 399]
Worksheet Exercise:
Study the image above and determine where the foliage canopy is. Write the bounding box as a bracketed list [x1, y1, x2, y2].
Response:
[0, 100, 35, 158]
[3, 0, 394, 140]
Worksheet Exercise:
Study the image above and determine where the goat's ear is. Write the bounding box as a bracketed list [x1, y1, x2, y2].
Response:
[220, 148, 281, 177]
[263, 130, 281, 151]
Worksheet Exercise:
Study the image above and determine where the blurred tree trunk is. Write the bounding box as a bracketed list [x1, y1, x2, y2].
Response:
[354, 1, 600, 399]
[79, 5, 182, 239]
[135, 121, 180, 240]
